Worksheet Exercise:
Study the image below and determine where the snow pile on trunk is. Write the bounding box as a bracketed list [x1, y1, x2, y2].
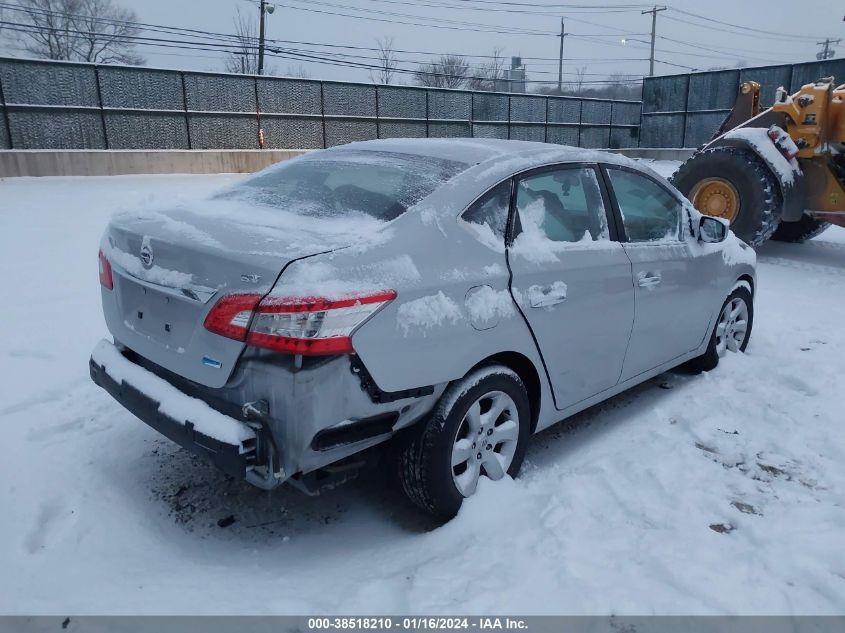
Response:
[104, 242, 194, 289]
[114, 197, 395, 261]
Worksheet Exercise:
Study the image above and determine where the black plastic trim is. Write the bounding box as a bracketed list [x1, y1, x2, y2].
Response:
[311, 412, 400, 451]
[349, 355, 434, 403]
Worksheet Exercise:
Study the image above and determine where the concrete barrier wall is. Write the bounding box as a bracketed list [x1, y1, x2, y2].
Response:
[0, 149, 309, 177]
[609, 148, 694, 161]
[0, 147, 693, 178]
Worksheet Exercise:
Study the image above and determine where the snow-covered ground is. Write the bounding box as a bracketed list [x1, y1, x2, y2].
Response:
[2, 169, 844, 615]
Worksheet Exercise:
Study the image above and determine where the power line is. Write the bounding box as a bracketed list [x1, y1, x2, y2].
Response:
[0, 2, 650, 69]
[273, 1, 558, 36]
[318, 0, 648, 17]
[661, 14, 819, 46]
[0, 18, 644, 76]
[0, 20, 646, 85]
[668, 7, 826, 42]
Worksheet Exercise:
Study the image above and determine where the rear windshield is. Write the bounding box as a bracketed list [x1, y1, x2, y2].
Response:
[216, 150, 469, 222]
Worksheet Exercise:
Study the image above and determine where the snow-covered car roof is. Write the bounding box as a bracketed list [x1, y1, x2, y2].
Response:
[331, 137, 638, 171]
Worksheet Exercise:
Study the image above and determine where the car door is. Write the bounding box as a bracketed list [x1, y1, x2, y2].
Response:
[507, 164, 635, 411]
[603, 165, 717, 382]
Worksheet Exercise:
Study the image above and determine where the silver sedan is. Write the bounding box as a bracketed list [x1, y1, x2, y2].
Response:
[90, 138, 756, 520]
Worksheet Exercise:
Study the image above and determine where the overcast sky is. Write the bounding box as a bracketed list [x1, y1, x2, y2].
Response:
[2, 0, 843, 85]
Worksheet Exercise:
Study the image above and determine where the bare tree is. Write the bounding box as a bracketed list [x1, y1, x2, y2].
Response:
[571, 66, 587, 96]
[601, 73, 642, 100]
[370, 36, 397, 84]
[414, 54, 469, 89]
[285, 64, 311, 79]
[10, 0, 145, 64]
[224, 8, 259, 75]
[467, 47, 505, 91]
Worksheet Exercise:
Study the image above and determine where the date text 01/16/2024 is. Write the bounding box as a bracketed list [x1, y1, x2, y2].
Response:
[307, 617, 529, 630]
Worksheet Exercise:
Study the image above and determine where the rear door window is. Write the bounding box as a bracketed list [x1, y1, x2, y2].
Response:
[513, 165, 610, 244]
[460, 180, 512, 245]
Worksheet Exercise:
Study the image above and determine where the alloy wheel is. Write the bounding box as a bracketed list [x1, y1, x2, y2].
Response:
[450, 390, 519, 497]
[715, 297, 749, 356]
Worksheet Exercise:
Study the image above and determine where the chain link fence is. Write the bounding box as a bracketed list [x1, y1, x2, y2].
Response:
[641, 57, 845, 148]
[0, 57, 642, 151]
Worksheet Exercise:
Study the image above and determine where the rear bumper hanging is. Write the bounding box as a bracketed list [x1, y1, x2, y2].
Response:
[89, 340, 260, 481]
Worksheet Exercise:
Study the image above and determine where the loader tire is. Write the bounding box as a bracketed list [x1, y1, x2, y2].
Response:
[671, 147, 783, 247]
[770, 215, 830, 243]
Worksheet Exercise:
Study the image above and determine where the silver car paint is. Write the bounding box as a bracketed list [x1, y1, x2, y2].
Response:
[98, 138, 756, 484]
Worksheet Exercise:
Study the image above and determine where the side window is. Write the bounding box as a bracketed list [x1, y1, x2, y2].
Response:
[514, 166, 609, 244]
[607, 169, 682, 242]
[461, 179, 511, 243]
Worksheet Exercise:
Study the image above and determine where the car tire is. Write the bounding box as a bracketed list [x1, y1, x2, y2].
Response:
[671, 147, 783, 246]
[771, 215, 830, 243]
[684, 286, 754, 373]
[396, 365, 530, 521]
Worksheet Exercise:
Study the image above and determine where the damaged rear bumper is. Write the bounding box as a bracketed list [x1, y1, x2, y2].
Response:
[89, 339, 277, 486]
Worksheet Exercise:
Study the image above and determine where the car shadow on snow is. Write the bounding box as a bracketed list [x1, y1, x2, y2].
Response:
[524, 372, 685, 473]
[117, 370, 691, 545]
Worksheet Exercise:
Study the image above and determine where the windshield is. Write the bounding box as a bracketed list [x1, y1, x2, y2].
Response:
[216, 150, 469, 222]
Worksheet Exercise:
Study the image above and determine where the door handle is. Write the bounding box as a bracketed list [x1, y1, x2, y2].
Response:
[637, 272, 662, 288]
[528, 284, 567, 308]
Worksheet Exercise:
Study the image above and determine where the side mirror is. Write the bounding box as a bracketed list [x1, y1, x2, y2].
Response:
[699, 216, 728, 243]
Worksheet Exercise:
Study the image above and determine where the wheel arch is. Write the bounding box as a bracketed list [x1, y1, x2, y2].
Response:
[469, 351, 542, 433]
[737, 273, 755, 298]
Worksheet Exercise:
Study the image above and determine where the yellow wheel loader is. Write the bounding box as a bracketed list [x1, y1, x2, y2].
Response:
[671, 77, 845, 246]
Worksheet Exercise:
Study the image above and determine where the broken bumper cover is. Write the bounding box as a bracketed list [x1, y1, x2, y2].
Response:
[89, 339, 261, 482]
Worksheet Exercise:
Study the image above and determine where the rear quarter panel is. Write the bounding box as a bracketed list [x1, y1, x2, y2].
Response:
[276, 171, 554, 426]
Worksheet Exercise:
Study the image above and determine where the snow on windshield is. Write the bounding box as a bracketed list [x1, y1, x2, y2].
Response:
[216, 150, 469, 222]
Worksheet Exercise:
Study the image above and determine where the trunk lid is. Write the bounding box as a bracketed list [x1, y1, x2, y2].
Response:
[102, 198, 381, 388]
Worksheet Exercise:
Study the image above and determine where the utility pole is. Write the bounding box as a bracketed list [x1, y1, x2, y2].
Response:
[258, 0, 271, 75]
[642, 5, 666, 77]
[557, 18, 568, 94]
[816, 38, 841, 61]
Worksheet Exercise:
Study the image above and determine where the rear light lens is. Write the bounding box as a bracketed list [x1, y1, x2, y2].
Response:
[203, 293, 261, 341]
[99, 250, 113, 290]
[203, 290, 396, 356]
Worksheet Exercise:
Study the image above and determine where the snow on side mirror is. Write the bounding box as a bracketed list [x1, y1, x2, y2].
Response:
[699, 216, 728, 243]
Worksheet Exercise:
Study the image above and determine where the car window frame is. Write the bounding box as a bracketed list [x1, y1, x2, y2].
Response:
[458, 177, 515, 245]
[507, 162, 620, 246]
[598, 163, 687, 244]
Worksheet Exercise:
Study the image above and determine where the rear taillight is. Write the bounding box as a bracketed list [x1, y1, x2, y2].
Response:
[203, 290, 396, 356]
[99, 250, 113, 290]
[202, 293, 261, 341]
